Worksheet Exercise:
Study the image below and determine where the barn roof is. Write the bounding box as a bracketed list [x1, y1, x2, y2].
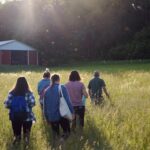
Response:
[0, 40, 36, 51]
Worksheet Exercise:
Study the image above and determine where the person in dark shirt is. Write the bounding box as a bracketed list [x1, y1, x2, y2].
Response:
[88, 71, 110, 105]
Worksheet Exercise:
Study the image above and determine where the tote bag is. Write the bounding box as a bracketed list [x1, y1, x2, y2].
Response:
[59, 85, 73, 120]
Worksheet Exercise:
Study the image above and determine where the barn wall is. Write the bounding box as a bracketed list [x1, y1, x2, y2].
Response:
[2, 51, 11, 65]
[29, 51, 37, 65]
[11, 51, 27, 65]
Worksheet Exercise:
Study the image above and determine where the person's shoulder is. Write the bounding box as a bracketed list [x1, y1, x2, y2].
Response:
[44, 78, 50, 82]
[26, 91, 34, 96]
[61, 84, 66, 89]
[99, 78, 105, 82]
[38, 79, 44, 84]
[65, 82, 70, 86]
[79, 81, 84, 85]
[99, 78, 106, 86]
[89, 78, 95, 82]
[9, 90, 17, 96]
[8, 91, 14, 97]
[78, 81, 85, 87]
[9, 90, 13, 94]
[39, 79, 44, 82]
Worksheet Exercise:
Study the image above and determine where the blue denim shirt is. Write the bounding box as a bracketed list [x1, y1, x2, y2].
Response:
[4, 92, 36, 122]
[44, 84, 74, 122]
[37, 78, 50, 95]
[37, 78, 50, 105]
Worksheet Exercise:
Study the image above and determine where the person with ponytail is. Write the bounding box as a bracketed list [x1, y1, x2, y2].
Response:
[43, 74, 74, 141]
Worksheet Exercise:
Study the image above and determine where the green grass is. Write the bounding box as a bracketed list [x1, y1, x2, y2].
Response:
[0, 61, 150, 150]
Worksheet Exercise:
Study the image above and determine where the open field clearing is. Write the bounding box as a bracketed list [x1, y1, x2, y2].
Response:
[0, 61, 150, 150]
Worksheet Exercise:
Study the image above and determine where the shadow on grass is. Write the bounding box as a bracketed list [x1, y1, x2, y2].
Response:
[41, 119, 53, 149]
[5, 122, 36, 150]
[63, 115, 112, 150]
[41, 116, 111, 150]
[38, 100, 112, 150]
[84, 115, 112, 150]
[5, 113, 112, 150]
[5, 132, 36, 150]
[41, 116, 66, 149]
[5, 135, 29, 150]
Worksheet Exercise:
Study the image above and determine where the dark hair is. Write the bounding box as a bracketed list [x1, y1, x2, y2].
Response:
[51, 74, 60, 87]
[69, 71, 81, 81]
[94, 71, 100, 77]
[11, 77, 31, 96]
[43, 68, 50, 78]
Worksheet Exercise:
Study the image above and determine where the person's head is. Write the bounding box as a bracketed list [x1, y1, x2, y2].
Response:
[43, 68, 50, 79]
[94, 71, 100, 78]
[51, 74, 60, 87]
[69, 70, 81, 81]
[12, 77, 30, 96]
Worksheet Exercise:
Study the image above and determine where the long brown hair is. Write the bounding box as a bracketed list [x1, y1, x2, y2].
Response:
[11, 77, 31, 96]
[69, 70, 81, 81]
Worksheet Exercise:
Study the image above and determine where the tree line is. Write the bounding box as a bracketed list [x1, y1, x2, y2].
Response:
[0, 0, 150, 65]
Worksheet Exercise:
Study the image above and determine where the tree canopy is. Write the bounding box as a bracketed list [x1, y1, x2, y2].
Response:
[0, 0, 150, 65]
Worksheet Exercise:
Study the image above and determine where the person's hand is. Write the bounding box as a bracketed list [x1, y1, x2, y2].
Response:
[107, 93, 110, 99]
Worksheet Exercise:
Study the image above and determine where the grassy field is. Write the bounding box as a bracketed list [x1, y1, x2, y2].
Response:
[0, 61, 150, 150]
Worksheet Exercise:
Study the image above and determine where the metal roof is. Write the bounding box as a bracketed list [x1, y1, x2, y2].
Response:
[0, 40, 36, 51]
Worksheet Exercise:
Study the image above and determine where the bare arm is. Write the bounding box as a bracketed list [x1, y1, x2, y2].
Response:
[88, 89, 92, 97]
[103, 86, 110, 99]
[83, 87, 88, 98]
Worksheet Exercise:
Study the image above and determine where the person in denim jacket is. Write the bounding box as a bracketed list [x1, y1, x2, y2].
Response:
[37, 68, 50, 108]
[44, 74, 74, 141]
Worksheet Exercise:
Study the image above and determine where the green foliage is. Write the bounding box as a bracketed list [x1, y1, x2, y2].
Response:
[130, 27, 150, 59]
[0, 61, 150, 149]
[0, 0, 149, 64]
[110, 27, 150, 60]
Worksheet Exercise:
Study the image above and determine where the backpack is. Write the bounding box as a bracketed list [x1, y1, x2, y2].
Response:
[10, 96, 28, 121]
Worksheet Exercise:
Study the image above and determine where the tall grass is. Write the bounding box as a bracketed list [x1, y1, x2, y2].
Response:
[0, 61, 150, 150]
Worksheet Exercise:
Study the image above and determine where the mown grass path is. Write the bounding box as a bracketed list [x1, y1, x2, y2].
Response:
[0, 61, 150, 150]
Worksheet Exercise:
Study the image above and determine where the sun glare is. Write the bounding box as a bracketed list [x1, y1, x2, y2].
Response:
[0, 0, 6, 4]
[0, 0, 20, 4]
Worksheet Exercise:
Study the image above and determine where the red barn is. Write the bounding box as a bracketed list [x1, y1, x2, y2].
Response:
[0, 40, 38, 65]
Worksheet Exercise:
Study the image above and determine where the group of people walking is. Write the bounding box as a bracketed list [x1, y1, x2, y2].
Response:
[4, 69, 110, 147]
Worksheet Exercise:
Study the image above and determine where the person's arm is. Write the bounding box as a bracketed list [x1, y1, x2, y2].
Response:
[4, 93, 13, 109]
[82, 86, 88, 98]
[28, 92, 36, 108]
[101, 79, 110, 99]
[62, 85, 74, 114]
[88, 89, 92, 97]
[87, 81, 92, 97]
[103, 86, 110, 99]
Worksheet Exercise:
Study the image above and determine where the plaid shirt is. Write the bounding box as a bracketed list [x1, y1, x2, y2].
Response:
[4, 92, 36, 121]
